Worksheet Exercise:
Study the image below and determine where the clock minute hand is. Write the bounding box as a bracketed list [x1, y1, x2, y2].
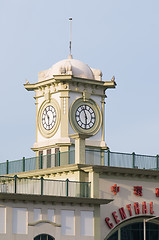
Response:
[81, 106, 87, 124]
[84, 109, 87, 124]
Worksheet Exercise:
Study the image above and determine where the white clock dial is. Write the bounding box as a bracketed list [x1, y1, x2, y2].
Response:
[42, 105, 56, 130]
[75, 105, 96, 129]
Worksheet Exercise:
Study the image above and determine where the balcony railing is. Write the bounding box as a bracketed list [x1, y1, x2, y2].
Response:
[0, 150, 75, 175]
[0, 150, 159, 176]
[86, 149, 159, 170]
[0, 175, 91, 198]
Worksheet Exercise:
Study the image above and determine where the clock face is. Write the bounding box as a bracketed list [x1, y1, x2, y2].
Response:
[75, 105, 96, 129]
[69, 98, 102, 135]
[42, 105, 56, 130]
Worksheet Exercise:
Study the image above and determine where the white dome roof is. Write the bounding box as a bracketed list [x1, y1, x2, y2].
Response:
[38, 57, 102, 82]
[47, 58, 95, 80]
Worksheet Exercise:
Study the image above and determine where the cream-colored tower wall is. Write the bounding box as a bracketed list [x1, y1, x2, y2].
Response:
[99, 175, 159, 239]
[34, 92, 62, 149]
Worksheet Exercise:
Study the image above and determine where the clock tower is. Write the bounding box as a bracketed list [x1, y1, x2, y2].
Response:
[24, 55, 116, 162]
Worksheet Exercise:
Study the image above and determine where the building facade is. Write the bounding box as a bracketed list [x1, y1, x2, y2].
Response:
[0, 55, 159, 240]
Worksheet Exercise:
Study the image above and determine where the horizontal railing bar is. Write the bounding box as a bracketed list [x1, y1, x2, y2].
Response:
[110, 151, 157, 158]
[0, 175, 90, 184]
[0, 176, 15, 179]
[134, 153, 156, 158]
[86, 149, 107, 153]
[110, 151, 133, 156]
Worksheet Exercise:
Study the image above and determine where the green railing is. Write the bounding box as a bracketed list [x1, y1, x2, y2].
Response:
[85, 149, 159, 170]
[1, 150, 159, 176]
[0, 150, 75, 175]
[0, 175, 91, 198]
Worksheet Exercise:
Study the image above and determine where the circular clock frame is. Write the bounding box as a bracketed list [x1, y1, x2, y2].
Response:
[69, 98, 102, 135]
[38, 99, 61, 138]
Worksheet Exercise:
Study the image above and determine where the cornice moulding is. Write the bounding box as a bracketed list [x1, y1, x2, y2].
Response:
[0, 193, 113, 205]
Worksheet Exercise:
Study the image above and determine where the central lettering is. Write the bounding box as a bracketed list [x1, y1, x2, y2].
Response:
[105, 201, 154, 229]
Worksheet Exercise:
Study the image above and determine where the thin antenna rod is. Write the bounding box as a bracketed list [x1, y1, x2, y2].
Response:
[69, 18, 72, 57]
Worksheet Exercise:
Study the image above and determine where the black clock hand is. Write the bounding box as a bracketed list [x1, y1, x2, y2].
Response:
[84, 110, 87, 124]
[47, 113, 50, 124]
[81, 106, 88, 124]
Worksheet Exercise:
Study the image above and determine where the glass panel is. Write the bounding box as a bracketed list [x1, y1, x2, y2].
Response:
[107, 231, 118, 240]
[34, 235, 55, 240]
[110, 152, 133, 168]
[47, 150, 51, 168]
[34, 236, 39, 240]
[107, 222, 159, 240]
[48, 236, 54, 240]
[135, 154, 157, 170]
[41, 235, 46, 240]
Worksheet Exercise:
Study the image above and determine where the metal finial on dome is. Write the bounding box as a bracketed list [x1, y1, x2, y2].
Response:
[68, 17, 73, 59]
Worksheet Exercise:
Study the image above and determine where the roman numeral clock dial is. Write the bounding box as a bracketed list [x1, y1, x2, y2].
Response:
[38, 100, 61, 138]
[69, 98, 102, 135]
[42, 106, 56, 130]
[75, 105, 95, 130]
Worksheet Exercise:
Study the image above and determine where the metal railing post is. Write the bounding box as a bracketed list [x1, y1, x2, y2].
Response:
[6, 160, 9, 174]
[85, 183, 88, 198]
[14, 175, 17, 193]
[108, 150, 110, 166]
[132, 152, 135, 168]
[157, 155, 159, 169]
[68, 150, 70, 164]
[58, 151, 60, 166]
[23, 157, 25, 172]
[40, 155, 43, 169]
[66, 178, 69, 197]
[88, 182, 91, 198]
[83, 183, 85, 197]
[41, 177, 43, 195]
[101, 150, 104, 165]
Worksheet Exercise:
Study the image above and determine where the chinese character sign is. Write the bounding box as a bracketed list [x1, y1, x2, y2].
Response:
[111, 184, 120, 195]
[156, 188, 159, 197]
[134, 186, 142, 196]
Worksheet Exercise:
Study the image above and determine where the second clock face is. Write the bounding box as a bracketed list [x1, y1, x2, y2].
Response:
[42, 105, 56, 130]
[75, 105, 96, 129]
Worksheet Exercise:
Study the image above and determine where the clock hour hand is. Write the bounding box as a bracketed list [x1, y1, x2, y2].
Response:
[46, 113, 50, 124]
[83, 109, 87, 124]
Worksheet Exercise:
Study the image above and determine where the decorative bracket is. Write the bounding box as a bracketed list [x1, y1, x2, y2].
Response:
[83, 90, 91, 101]
[44, 91, 51, 102]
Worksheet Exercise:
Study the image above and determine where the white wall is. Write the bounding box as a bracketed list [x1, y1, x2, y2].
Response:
[0, 207, 6, 233]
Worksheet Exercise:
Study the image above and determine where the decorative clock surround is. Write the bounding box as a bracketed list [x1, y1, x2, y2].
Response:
[69, 98, 102, 135]
[38, 99, 61, 138]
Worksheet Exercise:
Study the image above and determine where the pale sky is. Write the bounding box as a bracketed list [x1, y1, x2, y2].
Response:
[0, 0, 159, 162]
